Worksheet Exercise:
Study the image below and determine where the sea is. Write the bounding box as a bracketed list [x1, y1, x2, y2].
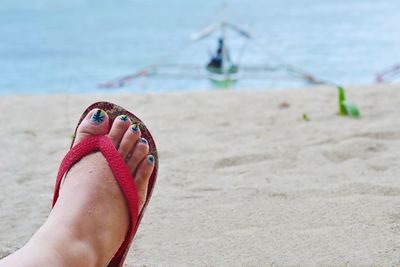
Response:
[0, 0, 399, 94]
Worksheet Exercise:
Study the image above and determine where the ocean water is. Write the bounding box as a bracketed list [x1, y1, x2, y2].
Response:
[0, 0, 399, 94]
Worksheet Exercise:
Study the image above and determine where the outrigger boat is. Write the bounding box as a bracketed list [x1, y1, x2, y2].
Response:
[190, 21, 251, 87]
[98, 6, 323, 90]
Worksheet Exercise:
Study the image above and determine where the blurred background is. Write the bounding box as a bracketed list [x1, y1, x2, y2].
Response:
[0, 0, 399, 94]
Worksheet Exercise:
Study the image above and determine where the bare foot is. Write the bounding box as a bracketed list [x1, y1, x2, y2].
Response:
[0, 108, 155, 267]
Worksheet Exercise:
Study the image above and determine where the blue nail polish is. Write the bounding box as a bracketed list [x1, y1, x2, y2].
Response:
[131, 124, 139, 132]
[147, 155, 155, 164]
[91, 109, 106, 125]
[119, 115, 128, 122]
[140, 137, 148, 144]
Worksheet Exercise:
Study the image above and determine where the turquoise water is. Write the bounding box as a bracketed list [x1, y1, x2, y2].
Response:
[0, 0, 399, 94]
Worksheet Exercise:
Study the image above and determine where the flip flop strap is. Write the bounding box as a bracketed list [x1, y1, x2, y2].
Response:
[52, 135, 139, 258]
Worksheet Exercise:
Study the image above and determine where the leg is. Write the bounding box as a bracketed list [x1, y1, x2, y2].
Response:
[0, 109, 155, 267]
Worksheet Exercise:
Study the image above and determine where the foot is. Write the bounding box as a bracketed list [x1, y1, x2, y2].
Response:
[0, 109, 155, 267]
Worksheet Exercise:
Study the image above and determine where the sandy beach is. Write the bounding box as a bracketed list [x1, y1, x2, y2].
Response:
[1, 84, 400, 266]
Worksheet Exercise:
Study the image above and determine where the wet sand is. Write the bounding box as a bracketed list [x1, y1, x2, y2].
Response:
[1, 84, 400, 266]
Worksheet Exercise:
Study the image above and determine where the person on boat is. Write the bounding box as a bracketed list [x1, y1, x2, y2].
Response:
[207, 37, 230, 69]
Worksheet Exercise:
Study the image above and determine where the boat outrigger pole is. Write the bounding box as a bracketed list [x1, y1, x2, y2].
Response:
[375, 64, 400, 83]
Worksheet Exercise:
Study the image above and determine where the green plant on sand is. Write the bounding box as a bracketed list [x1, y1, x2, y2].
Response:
[337, 86, 360, 118]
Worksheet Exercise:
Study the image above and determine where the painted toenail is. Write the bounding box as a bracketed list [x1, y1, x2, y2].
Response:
[140, 137, 148, 144]
[119, 115, 128, 122]
[90, 109, 106, 125]
[131, 123, 139, 132]
[147, 154, 155, 164]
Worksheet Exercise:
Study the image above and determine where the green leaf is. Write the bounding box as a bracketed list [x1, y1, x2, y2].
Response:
[337, 86, 348, 116]
[302, 113, 310, 121]
[337, 86, 346, 102]
[337, 86, 360, 118]
[342, 101, 360, 118]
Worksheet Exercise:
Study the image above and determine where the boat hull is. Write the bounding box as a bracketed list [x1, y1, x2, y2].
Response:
[206, 65, 239, 88]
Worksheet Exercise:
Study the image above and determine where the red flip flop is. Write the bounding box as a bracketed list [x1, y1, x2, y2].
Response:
[51, 102, 158, 267]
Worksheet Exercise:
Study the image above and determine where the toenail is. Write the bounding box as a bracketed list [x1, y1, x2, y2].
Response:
[131, 124, 139, 132]
[90, 109, 106, 125]
[147, 154, 155, 164]
[139, 137, 148, 144]
[119, 115, 128, 122]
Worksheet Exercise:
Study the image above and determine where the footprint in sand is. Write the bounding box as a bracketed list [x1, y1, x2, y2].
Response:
[322, 138, 387, 163]
[213, 153, 271, 169]
[353, 130, 400, 141]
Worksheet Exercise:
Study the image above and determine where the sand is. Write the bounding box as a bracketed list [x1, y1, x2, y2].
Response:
[1, 84, 400, 266]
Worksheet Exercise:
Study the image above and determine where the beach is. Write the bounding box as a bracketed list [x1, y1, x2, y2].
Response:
[1, 84, 400, 266]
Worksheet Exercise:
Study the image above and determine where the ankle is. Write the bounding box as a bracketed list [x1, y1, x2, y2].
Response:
[0, 237, 98, 267]
[52, 238, 99, 267]
[25, 224, 99, 267]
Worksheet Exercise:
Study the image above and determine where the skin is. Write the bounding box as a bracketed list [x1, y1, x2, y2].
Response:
[0, 109, 155, 267]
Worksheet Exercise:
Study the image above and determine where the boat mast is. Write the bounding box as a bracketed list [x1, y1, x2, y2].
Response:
[220, 2, 229, 76]
[221, 21, 228, 75]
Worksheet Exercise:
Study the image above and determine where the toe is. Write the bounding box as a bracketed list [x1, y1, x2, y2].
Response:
[134, 154, 155, 211]
[73, 108, 109, 146]
[127, 138, 149, 171]
[108, 115, 132, 147]
[118, 124, 141, 159]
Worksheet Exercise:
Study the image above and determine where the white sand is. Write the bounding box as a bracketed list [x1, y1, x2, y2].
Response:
[1, 84, 400, 266]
